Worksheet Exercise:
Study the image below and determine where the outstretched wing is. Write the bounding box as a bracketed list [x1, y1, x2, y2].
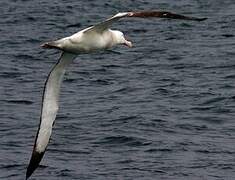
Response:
[26, 52, 77, 179]
[85, 11, 207, 33]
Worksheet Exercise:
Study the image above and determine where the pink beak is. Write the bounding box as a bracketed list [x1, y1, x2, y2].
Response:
[124, 37, 133, 47]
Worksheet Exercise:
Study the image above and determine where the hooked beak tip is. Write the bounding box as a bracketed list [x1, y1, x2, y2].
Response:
[124, 40, 133, 48]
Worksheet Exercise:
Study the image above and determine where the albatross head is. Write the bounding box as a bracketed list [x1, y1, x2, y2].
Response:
[112, 30, 133, 48]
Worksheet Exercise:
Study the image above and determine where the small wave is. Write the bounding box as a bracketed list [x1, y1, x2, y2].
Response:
[195, 149, 234, 155]
[66, 22, 81, 28]
[64, 78, 77, 83]
[200, 97, 226, 106]
[0, 72, 25, 78]
[102, 64, 122, 68]
[224, 74, 235, 79]
[180, 22, 193, 28]
[1, 164, 22, 169]
[131, 29, 148, 33]
[175, 123, 205, 131]
[205, 64, 235, 70]
[117, 159, 135, 164]
[191, 106, 214, 111]
[217, 163, 234, 170]
[14, 54, 35, 60]
[92, 79, 112, 85]
[155, 88, 170, 95]
[115, 115, 139, 121]
[97, 135, 150, 147]
[48, 148, 91, 155]
[92, 68, 107, 73]
[1, 99, 33, 105]
[112, 86, 137, 94]
[56, 168, 72, 177]
[145, 148, 172, 153]
[167, 55, 182, 61]
[196, 116, 224, 124]
[221, 34, 234, 38]
[26, 38, 41, 44]
[26, 16, 36, 22]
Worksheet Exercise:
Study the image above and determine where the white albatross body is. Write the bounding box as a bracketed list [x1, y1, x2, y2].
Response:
[57, 29, 131, 54]
[26, 11, 206, 179]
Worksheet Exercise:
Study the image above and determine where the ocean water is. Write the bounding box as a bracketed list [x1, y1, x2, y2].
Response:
[0, 0, 235, 179]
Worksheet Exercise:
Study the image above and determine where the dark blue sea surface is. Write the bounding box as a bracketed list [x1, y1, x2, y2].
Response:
[0, 0, 235, 179]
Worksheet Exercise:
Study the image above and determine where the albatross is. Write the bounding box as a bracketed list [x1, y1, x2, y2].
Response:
[26, 11, 206, 179]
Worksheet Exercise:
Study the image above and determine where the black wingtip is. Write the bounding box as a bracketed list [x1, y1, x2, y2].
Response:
[26, 150, 45, 180]
[192, 17, 207, 21]
[198, 17, 208, 21]
[160, 11, 207, 22]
